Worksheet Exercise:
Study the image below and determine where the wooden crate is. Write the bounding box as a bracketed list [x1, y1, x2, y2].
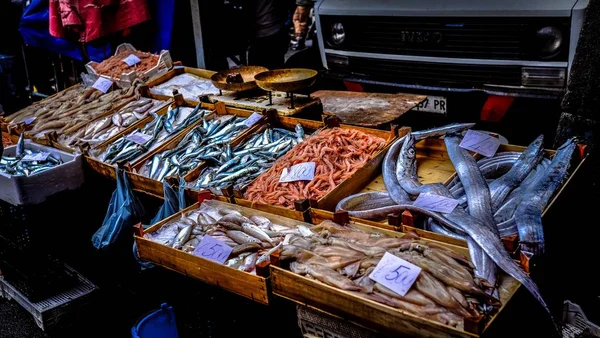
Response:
[268, 209, 520, 338]
[135, 198, 317, 305]
[183, 111, 326, 201]
[85, 95, 212, 198]
[145, 66, 217, 105]
[226, 117, 406, 217]
[127, 103, 268, 197]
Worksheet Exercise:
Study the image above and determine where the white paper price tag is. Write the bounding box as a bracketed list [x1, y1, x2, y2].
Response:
[92, 77, 113, 93]
[122, 54, 141, 66]
[22, 152, 50, 162]
[413, 193, 459, 213]
[244, 112, 263, 127]
[23, 117, 36, 125]
[279, 162, 316, 183]
[369, 252, 421, 297]
[459, 130, 501, 157]
[126, 132, 153, 145]
[192, 235, 233, 264]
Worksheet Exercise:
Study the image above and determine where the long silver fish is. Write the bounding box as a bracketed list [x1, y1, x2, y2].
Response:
[515, 138, 576, 255]
[444, 133, 498, 293]
[488, 135, 545, 211]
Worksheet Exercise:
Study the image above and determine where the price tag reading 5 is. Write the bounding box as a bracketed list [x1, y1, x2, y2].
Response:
[369, 252, 421, 296]
[459, 130, 501, 157]
[192, 235, 233, 264]
[279, 162, 316, 183]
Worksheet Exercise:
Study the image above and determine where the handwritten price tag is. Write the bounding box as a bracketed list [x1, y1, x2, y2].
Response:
[126, 132, 153, 145]
[459, 130, 501, 157]
[122, 54, 141, 66]
[279, 162, 316, 183]
[369, 252, 421, 297]
[192, 235, 233, 264]
[22, 152, 50, 162]
[92, 77, 113, 93]
[23, 117, 36, 125]
[413, 193, 459, 213]
[244, 112, 263, 127]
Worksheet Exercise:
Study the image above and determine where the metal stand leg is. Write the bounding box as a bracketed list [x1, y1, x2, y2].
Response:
[268, 91, 273, 106]
[289, 93, 295, 109]
[219, 89, 222, 96]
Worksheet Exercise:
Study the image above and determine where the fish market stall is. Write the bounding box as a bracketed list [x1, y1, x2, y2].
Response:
[0, 138, 83, 205]
[269, 214, 520, 338]
[183, 111, 317, 197]
[146, 67, 219, 104]
[134, 197, 312, 305]
[127, 103, 267, 197]
[85, 43, 173, 87]
[86, 98, 212, 195]
[2, 84, 143, 149]
[234, 118, 403, 215]
[334, 126, 588, 270]
[54, 97, 168, 153]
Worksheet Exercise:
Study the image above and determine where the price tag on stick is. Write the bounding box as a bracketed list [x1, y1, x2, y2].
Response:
[244, 112, 263, 127]
[369, 252, 421, 297]
[279, 162, 316, 183]
[459, 130, 501, 157]
[192, 235, 233, 264]
[92, 77, 113, 93]
[122, 54, 141, 66]
[412, 193, 459, 214]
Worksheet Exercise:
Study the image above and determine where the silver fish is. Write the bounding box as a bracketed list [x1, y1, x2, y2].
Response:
[241, 222, 274, 245]
[515, 138, 576, 255]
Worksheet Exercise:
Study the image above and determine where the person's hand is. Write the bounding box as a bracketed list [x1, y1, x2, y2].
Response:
[293, 6, 309, 36]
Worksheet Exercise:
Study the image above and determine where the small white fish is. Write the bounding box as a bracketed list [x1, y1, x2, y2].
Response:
[112, 113, 123, 127]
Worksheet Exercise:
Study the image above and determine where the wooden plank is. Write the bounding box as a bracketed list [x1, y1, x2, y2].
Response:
[137, 237, 269, 304]
[314, 90, 426, 127]
[137, 199, 322, 304]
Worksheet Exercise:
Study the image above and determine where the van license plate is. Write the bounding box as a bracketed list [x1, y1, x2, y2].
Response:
[412, 96, 447, 114]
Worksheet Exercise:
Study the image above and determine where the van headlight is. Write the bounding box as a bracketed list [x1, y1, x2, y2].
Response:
[329, 22, 346, 46]
[536, 26, 563, 59]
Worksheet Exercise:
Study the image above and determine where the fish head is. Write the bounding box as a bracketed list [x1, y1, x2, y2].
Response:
[398, 134, 418, 177]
